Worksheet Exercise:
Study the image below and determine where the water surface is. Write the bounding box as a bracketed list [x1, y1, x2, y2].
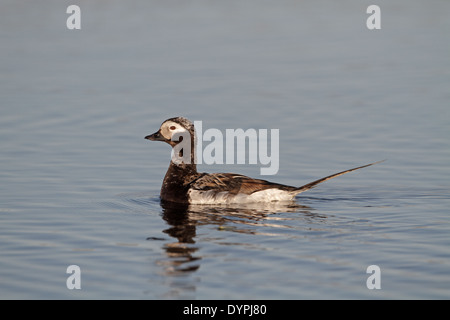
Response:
[1, 0, 449, 299]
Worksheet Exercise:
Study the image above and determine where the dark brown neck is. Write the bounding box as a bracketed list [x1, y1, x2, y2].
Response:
[160, 135, 199, 203]
[167, 160, 198, 177]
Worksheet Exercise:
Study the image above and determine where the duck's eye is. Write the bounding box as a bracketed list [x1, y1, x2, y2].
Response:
[169, 126, 176, 131]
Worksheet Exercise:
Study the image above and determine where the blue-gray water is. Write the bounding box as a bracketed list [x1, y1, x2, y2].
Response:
[1, 0, 449, 299]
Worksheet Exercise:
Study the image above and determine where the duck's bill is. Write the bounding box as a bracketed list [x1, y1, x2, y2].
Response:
[145, 130, 168, 142]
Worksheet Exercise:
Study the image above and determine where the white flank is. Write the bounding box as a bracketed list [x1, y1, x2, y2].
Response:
[187, 188, 295, 205]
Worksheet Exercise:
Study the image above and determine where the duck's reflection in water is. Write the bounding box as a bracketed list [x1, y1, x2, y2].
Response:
[153, 200, 319, 279]
[157, 201, 200, 275]
[150, 199, 328, 298]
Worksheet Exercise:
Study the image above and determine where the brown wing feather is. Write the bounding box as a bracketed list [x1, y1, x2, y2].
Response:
[190, 173, 296, 195]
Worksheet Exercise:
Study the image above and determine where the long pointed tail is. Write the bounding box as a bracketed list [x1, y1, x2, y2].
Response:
[293, 160, 385, 195]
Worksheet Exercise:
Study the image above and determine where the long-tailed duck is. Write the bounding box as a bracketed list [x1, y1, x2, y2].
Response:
[145, 117, 382, 204]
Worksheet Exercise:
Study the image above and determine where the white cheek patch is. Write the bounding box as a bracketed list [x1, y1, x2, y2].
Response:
[161, 121, 189, 140]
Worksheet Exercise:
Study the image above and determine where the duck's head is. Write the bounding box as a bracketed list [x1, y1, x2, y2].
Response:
[145, 117, 195, 147]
